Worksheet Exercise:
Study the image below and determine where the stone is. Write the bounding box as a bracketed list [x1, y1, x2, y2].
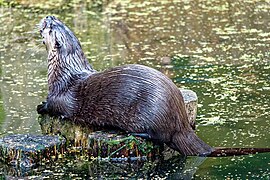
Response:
[0, 134, 65, 168]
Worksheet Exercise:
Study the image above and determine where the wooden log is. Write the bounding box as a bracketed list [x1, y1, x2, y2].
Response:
[0, 134, 65, 168]
[38, 89, 198, 160]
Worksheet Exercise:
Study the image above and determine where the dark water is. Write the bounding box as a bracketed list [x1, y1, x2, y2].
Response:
[0, 0, 269, 179]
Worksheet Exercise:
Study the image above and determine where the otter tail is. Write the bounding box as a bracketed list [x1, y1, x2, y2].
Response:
[168, 131, 270, 156]
[168, 131, 214, 156]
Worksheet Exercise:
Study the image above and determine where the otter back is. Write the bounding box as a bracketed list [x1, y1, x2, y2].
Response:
[71, 64, 213, 156]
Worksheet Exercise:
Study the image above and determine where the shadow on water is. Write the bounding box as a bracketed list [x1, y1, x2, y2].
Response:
[0, 0, 269, 179]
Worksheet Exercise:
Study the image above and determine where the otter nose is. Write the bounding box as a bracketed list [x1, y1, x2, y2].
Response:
[46, 16, 56, 20]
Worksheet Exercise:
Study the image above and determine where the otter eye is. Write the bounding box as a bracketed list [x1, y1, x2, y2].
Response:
[55, 40, 61, 48]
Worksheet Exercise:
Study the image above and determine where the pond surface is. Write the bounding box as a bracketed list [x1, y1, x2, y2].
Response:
[0, 0, 269, 179]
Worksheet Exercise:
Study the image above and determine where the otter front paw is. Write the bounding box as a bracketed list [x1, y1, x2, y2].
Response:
[37, 101, 48, 114]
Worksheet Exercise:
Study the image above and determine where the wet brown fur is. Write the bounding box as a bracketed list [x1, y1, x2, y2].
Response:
[73, 65, 214, 156]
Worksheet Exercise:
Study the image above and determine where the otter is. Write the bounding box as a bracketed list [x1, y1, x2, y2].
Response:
[37, 16, 270, 156]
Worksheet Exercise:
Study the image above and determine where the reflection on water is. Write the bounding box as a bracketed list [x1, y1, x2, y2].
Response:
[0, 155, 206, 179]
[0, 0, 269, 179]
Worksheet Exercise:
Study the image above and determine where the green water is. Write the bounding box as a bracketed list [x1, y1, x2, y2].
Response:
[0, 0, 269, 179]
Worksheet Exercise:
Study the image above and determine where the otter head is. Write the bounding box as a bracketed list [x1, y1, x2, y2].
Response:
[39, 16, 81, 56]
[39, 16, 94, 92]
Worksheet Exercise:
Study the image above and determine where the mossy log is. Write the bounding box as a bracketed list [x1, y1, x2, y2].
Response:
[38, 89, 198, 160]
[38, 116, 162, 160]
[0, 134, 65, 168]
[87, 131, 161, 161]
